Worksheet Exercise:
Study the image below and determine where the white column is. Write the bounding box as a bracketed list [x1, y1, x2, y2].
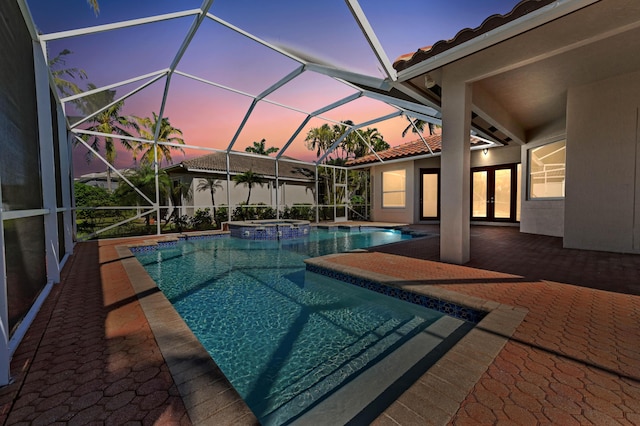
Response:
[440, 73, 471, 264]
[34, 41, 61, 282]
[58, 111, 73, 257]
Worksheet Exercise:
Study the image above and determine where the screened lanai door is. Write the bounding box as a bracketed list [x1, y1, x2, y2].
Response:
[334, 168, 348, 222]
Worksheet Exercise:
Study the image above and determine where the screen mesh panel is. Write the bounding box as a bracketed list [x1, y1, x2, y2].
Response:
[4, 217, 47, 334]
[0, 0, 43, 211]
[51, 91, 63, 208]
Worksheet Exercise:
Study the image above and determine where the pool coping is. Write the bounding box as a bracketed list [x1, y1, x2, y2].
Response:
[116, 239, 528, 425]
[305, 254, 529, 424]
[115, 245, 259, 425]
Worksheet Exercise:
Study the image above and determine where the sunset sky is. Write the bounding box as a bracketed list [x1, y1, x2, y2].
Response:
[26, 0, 521, 176]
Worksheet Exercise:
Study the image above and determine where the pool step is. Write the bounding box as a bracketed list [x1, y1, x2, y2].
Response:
[261, 315, 429, 425]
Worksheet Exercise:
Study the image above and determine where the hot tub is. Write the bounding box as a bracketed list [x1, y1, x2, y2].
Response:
[227, 219, 311, 240]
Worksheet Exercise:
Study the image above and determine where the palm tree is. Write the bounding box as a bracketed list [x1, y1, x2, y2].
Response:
[168, 178, 193, 225]
[79, 85, 138, 191]
[305, 123, 335, 159]
[87, 0, 99, 14]
[233, 170, 265, 205]
[353, 127, 389, 158]
[132, 112, 185, 166]
[49, 49, 88, 97]
[245, 138, 278, 155]
[197, 178, 223, 222]
[402, 118, 437, 138]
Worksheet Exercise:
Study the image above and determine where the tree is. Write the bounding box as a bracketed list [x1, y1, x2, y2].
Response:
[197, 178, 224, 225]
[305, 123, 334, 159]
[402, 118, 437, 138]
[87, 0, 99, 15]
[245, 138, 278, 155]
[113, 165, 171, 225]
[233, 170, 265, 205]
[79, 85, 139, 191]
[353, 127, 389, 158]
[132, 112, 185, 166]
[49, 49, 88, 97]
[305, 121, 388, 162]
[168, 178, 193, 225]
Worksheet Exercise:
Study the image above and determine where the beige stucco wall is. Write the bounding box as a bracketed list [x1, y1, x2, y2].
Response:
[370, 161, 415, 224]
[564, 70, 640, 253]
[183, 177, 314, 216]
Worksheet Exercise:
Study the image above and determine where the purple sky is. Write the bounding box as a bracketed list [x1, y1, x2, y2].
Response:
[27, 0, 521, 176]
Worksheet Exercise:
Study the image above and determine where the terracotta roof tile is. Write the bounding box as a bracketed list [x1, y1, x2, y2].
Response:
[393, 0, 555, 72]
[346, 135, 486, 166]
[167, 151, 315, 181]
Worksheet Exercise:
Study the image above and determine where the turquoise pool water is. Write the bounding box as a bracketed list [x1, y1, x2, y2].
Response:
[134, 229, 449, 424]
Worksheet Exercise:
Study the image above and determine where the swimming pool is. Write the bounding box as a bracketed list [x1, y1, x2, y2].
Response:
[134, 229, 470, 424]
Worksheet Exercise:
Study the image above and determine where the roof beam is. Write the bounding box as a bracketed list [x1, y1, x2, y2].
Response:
[69, 73, 165, 129]
[206, 13, 306, 64]
[277, 116, 312, 159]
[39, 9, 201, 41]
[472, 83, 526, 145]
[345, 0, 397, 81]
[61, 69, 169, 103]
[226, 99, 258, 152]
[305, 63, 390, 90]
[316, 111, 401, 164]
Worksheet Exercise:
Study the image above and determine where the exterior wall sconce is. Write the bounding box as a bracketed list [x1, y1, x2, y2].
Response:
[483, 148, 488, 155]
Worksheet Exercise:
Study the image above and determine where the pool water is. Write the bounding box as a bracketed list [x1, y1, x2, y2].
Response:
[135, 229, 449, 424]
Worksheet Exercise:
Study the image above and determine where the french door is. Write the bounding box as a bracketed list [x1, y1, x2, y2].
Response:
[471, 164, 519, 222]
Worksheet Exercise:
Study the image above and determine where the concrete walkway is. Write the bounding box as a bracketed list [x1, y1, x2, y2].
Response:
[0, 226, 638, 424]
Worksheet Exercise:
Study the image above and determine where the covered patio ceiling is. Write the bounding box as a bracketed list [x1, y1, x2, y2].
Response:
[395, 0, 640, 144]
[18, 0, 524, 177]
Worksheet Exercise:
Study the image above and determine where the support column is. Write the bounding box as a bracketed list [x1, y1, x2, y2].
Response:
[440, 74, 471, 264]
[58, 112, 73, 257]
[34, 41, 61, 282]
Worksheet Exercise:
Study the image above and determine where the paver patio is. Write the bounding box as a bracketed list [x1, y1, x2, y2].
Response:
[0, 225, 638, 425]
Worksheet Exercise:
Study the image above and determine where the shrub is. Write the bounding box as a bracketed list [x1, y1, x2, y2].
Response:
[190, 208, 213, 230]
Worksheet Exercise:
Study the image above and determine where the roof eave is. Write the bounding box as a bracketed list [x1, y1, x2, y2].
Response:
[395, 0, 600, 82]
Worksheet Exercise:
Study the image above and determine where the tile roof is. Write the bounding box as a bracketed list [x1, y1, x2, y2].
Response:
[346, 134, 486, 166]
[166, 151, 315, 181]
[393, 0, 555, 72]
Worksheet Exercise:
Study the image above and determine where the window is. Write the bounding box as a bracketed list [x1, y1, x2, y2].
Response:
[382, 170, 406, 208]
[528, 140, 566, 199]
[421, 169, 439, 219]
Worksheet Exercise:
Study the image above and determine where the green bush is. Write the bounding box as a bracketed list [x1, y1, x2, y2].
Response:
[190, 208, 213, 230]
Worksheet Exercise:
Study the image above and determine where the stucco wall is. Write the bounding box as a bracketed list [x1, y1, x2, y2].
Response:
[370, 161, 415, 224]
[564, 70, 640, 253]
[183, 177, 314, 216]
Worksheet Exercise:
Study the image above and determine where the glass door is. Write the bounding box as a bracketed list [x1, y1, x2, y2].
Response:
[471, 164, 519, 222]
[420, 169, 440, 220]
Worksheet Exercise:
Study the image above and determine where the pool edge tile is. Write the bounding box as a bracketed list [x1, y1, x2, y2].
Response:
[303, 253, 528, 425]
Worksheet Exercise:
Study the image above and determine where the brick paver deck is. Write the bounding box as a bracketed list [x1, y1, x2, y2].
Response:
[0, 226, 638, 425]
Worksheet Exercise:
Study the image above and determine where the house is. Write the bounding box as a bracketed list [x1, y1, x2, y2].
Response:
[346, 135, 511, 225]
[352, 0, 640, 262]
[2, 0, 640, 387]
[164, 151, 316, 216]
[75, 169, 133, 192]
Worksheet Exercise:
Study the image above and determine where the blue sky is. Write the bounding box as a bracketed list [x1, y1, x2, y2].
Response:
[26, 0, 521, 174]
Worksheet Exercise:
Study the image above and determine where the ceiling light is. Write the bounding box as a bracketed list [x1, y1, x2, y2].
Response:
[424, 74, 436, 89]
